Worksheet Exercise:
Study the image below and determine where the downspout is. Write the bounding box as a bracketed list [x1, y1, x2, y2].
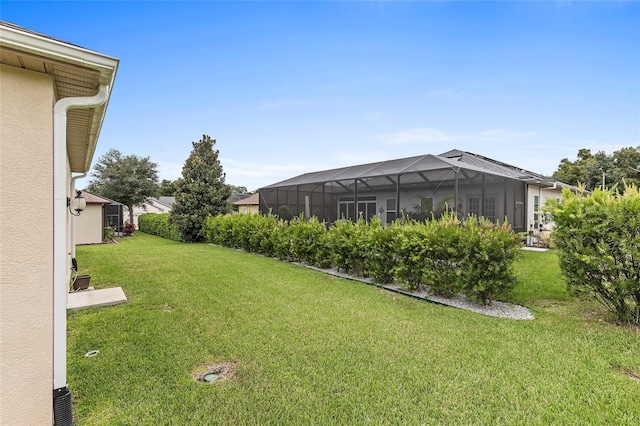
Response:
[70, 173, 87, 260]
[53, 85, 109, 418]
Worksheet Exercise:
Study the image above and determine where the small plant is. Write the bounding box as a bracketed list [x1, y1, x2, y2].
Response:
[103, 226, 115, 241]
[123, 222, 136, 236]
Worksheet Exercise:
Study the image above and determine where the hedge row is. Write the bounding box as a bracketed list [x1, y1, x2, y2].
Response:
[203, 213, 521, 304]
[548, 185, 640, 325]
[138, 213, 182, 242]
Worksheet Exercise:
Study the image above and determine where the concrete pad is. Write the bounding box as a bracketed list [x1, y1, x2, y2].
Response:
[67, 287, 128, 310]
[521, 246, 549, 252]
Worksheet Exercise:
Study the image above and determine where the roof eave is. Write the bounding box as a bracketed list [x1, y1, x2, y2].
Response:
[0, 21, 119, 174]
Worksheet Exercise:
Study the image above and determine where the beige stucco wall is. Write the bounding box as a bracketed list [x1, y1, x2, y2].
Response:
[76, 204, 105, 245]
[0, 65, 55, 424]
[526, 185, 562, 245]
[239, 205, 259, 214]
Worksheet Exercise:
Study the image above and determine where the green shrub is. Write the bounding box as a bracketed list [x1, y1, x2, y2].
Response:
[548, 185, 640, 324]
[289, 215, 330, 266]
[326, 217, 370, 276]
[202, 211, 522, 305]
[424, 214, 465, 297]
[138, 213, 181, 241]
[364, 218, 399, 283]
[103, 226, 115, 241]
[460, 217, 521, 304]
[392, 222, 429, 290]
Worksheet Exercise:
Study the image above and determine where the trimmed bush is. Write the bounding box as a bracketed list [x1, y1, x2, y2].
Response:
[424, 214, 465, 298]
[138, 213, 181, 241]
[392, 221, 429, 290]
[326, 218, 370, 276]
[460, 217, 520, 304]
[201, 212, 522, 305]
[548, 185, 640, 324]
[364, 218, 399, 284]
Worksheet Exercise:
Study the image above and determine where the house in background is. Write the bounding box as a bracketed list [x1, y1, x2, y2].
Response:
[234, 192, 260, 214]
[259, 149, 578, 243]
[76, 192, 113, 244]
[228, 192, 250, 204]
[0, 21, 118, 424]
[125, 197, 174, 229]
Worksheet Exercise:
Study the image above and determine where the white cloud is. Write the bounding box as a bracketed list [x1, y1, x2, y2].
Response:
[156, 161, 183, 181]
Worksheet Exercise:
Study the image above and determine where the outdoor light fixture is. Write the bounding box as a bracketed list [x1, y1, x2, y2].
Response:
[68, 190, 86, 216]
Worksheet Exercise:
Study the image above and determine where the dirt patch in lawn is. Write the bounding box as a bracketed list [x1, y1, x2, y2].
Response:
[611, 364, 640, 381]
[193, 361, 237, 383]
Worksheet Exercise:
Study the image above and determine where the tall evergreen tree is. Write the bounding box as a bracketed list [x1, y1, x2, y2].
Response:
[170, 135, 231, 242]
[86, 148, 159, 224]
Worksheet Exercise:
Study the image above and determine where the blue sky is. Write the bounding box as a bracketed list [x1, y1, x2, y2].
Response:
[3, 1, 639, 191]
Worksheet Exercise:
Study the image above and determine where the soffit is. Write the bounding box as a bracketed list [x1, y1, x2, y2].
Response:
[1, 46, 101, 172]
[0, 21, 118, 173]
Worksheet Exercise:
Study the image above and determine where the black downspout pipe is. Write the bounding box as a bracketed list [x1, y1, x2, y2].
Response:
[53, 387, 74, 425]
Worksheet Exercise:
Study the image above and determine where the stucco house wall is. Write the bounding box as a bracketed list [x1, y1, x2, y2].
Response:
[76, 203, 105, 245]
[0, 21, 118, 425]
[235, 193, 260, 214]
[0, 63, 57, 425]
[526, 185, 562, 245]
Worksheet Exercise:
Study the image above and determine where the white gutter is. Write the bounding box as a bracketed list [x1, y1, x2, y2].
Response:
[53, 85, 109, 391]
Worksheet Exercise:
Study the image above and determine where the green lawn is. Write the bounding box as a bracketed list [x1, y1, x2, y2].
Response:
[69, 233, 640, 425]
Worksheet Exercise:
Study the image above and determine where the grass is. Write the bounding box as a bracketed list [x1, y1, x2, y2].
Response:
[69, 233, 640, 425]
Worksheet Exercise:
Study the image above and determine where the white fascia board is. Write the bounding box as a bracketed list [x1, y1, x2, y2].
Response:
[0, 23, 119, 86]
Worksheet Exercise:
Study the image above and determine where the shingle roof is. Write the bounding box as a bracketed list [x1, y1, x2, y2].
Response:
[234, 193, 259, 205]
[80, 192, 113, 204]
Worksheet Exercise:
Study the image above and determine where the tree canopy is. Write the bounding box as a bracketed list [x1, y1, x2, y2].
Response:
[552, 146, 640, 191]
[159, 179, 179, 196]
[170, 135, 232, 242]
[86, 148, 159, 224]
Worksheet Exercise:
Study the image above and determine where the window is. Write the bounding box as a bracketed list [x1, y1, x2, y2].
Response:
[386, 198, 397, 224]
[468, 197, 480, 217]
[533, 195, 540, 227]
[484, 197, 496, 222]
[468, 196, 496, 221]
[420, 197, 434, 212]
[339, 196, 376, 221]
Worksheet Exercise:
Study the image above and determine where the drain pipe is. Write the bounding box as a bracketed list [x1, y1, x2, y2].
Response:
[53, 85, 109, 425]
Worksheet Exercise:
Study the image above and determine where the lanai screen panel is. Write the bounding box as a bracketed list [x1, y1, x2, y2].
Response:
[259, 155, 527, 226]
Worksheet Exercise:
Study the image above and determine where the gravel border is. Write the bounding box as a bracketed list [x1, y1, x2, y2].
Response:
[299, 264, 535, 320]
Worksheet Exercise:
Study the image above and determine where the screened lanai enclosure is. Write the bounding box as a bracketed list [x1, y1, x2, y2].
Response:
[259, 150, 563, 234]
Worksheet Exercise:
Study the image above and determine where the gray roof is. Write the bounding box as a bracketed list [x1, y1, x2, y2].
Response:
[157, 196, 175, 207]
[228, 193, 251, 203]
[261, 149, 563, 189]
